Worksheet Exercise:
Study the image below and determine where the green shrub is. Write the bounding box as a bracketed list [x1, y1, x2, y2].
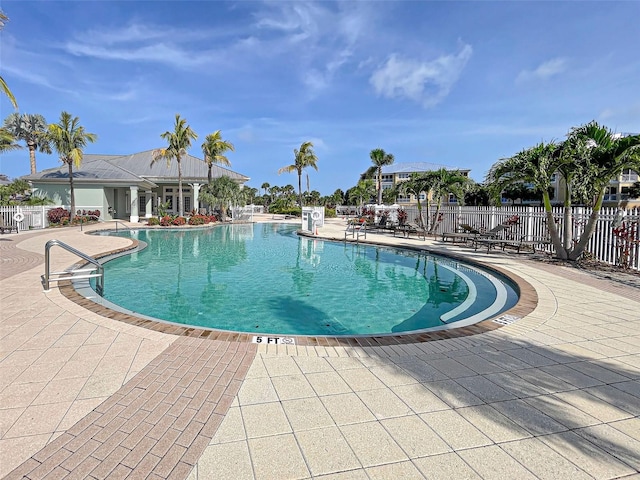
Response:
[269, 205, 301, 216]
[324, 208, 336, 218]
[147, 217, 160, 226]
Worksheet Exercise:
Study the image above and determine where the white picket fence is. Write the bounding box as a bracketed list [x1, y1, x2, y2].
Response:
[339, 204, 640, 270]
[3, 204, 639, 270]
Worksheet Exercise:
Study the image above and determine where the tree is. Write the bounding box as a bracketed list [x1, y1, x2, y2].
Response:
[48, 111, 97, 217]
[369, 148, 394, 205]
[382, 185, 399, 205]
[200, 175, 242, 220]
[463, 182, 491, 206]
[400, 173, 433, 229]
[261, 182, 270, 196]
[348, 179, 375, 213]
[3, 113, 51, 174]
[201, 130, 234, 184]
[427, 168, 469, 233]
[278, 141, 318, 209]
[0, 128, 21, 154]
[564, 122, 640, 259]
[0, 12, 17, 109]
[152, 114, 197, 217]
[486, 122, 640, 261]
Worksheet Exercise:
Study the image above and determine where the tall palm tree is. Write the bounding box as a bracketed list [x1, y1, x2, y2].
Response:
[0, 128, 21, 154]
[0, 12, 17, 109]
[370, 148, 394, 205]
[278, 141, 318, 209]
[152, 114, 198, 217]
[3, 113, 51, 174]
[48, 111, 97, 217]
[261, 182, 270, 196]
[201, 130, 234, 184]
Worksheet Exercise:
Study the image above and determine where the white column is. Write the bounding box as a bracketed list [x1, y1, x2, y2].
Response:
[191, 183, 201, 213]
[129, 185, 139, 223]
[145, 190, 153, 218]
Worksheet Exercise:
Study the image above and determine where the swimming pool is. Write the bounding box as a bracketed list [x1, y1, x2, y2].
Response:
[92, 223, 519, 336]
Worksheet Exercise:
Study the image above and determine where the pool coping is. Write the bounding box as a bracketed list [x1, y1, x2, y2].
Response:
[58, 228, 538, 347]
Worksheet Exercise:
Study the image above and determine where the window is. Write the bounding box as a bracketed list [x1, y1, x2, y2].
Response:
[621, 169, 638, 182]
[184, 196, 191, 213]
[139, 195, 146, 214]
[448, 193, 458, 203]
[397, 173, 410, 180]
[550, 174, 557, 182]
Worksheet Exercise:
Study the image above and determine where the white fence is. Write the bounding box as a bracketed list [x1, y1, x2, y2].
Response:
[338, 204, 640, 270]
[4, 204, 639, 270]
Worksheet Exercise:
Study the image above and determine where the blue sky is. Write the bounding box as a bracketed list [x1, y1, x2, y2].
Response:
[1, 1, 639, 195]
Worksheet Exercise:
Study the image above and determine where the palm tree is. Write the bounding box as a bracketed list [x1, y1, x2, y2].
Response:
[565, 122, 640, 260]
[201, 130, 234, 184]
[400, 173, 433, 229]
[0, 128, 21, 154]
[427, 168, 469, 233]
[200, 175, 242, 220]
[486, 122, 640, 261]
[370, 148, 394, 205]
[152, 114, 198, 217]
[48, 111, 97, 217]
[348, 179, 375, 213]
[3, 113, 51, 174]
[261, 182, 270, 196]
[278, 141, 318, 209]
[486, 142, 565, 256]
[0, 12, 17, 109]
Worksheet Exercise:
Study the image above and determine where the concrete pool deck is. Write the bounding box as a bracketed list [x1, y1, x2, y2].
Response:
[1, 218, 639, 479]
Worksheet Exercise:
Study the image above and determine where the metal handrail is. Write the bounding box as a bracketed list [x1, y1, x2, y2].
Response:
[43, 239, 104, 295]
[113, 221, 131, 232]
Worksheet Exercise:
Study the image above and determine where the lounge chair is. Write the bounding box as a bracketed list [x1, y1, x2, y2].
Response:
[394, 222, 426, 240]
[441, 223, 480, 243]
[475, 235, 552, 254]
[442, 223, 509, 244]
[0, 216, 18, 234]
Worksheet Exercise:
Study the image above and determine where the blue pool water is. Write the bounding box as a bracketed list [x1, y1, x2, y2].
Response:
[94, 223, 518, 336]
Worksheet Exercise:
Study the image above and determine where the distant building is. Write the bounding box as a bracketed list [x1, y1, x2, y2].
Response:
[22, 150, 249, 222]
[380, 162, 471, 205]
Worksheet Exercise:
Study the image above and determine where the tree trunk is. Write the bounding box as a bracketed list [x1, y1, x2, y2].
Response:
[562, 183, 572, 250]
[68, 161, 76, 219]
[377, 167, 382, 205]
[543, 192, 567, 260]
[178, 157, 183, 217]
[28, 142, 37, 174]
[207, 163, 212, 185]
[568, 190, 605, 261]
[298, 173, 303, 210]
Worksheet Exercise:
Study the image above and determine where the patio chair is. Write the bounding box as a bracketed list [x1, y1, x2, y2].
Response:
[442, 223, 509, 244]
[0, 216, 18, 234]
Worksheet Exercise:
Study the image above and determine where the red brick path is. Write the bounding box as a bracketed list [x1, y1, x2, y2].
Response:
[4, 337, 257, 480]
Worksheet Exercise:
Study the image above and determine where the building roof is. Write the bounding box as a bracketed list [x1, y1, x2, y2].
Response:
[381, 162, 470, 174]
[22, 150, 250, 185]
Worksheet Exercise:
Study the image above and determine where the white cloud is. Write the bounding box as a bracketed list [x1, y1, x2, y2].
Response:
[369, 44, 473, 108]
[516, 58, 567, 83]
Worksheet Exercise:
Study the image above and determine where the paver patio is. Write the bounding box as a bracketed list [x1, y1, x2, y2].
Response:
[1, 218, 638, 479]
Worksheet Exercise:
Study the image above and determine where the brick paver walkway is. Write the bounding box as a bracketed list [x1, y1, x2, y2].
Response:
[5, 337, 256, 479]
